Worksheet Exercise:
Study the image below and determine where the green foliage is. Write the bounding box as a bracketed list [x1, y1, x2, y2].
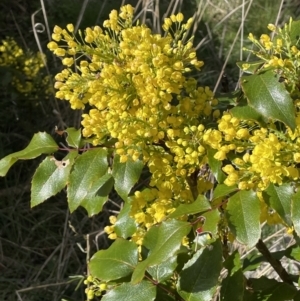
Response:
[2, 2, 300, 301]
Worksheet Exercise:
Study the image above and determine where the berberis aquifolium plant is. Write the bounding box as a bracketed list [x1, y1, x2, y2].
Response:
[1, 4, 300, 300]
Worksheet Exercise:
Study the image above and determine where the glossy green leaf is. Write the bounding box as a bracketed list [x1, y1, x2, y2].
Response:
[231, 104, 267, 125]
[131, 219, 191, 284]
[0, 132, 58, 177]
[221, 251, 244, 301]
[212, 184, 238, 201]
[80, 174, 114, 216]
[201, 209, 220, 236]
[226, 190, 260, 247]
[147, 256, 177, 283]
[265, 183, 293, 226]
[241, 71, 295, 130]
[31, 151, 77, 207]
[168, 195, 211, 219]
[67, 149, 108, 212]
[114, 201, 137, 239]
[291, 189, 300, 236]
[65, 127, 82, 148]
[102, 281, 156, 301]
[112, 155, 144, 201]
[177, 240, 223, 301]
[207, 147, 226, 183]
[89, 238, 138, 281]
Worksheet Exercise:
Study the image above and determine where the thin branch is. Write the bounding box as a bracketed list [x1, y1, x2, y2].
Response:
[256, 239, 295, 286]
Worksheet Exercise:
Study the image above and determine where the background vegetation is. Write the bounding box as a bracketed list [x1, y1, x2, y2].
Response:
[0, 0, 300, 300]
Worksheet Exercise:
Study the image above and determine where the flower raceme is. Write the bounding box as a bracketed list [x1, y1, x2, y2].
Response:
[49, 6, 300, 259]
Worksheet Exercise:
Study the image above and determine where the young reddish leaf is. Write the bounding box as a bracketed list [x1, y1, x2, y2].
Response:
[0, 132, 58, 177]
[131, 219, 191, 284]
[102, 281, 156, 301]
[67, 148, 108, 212]
[241, 71, 296, 130]
[177, 240, 223, 301]
[226, 190, 260, 247]
[31, 151, 77, 207]
[89, 238, 138, 281]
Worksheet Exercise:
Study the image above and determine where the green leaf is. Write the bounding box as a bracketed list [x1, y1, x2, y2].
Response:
[114, 201, 137, 239]
[289, 19, 300, 45]
[102, 281, 156, 301]
[168, 195, 211, 219]
[89, 238, 138, 281]
[80, 174, 114, 216]
[230, 104, 267, 125]
[31, 151, 78, 207]
[131, 219, 191, 284]
[241, 71, 296, 130]
[226, 190, 260, 247]
[65, 127, 82, 148]
[177, 239, 223, 301]
[201, 209, 220, 236]
[221, 251, 244, 301]
[112, 155, 144, 201]
[0, 132, 58, 177]
[67, 149, 108, 212]
[265, 183, 293, 226]
[147, 256, 177, 283]
[206, 147, 226, 183]
[212, 184, 238, 201]
[292, 189, 300, 236]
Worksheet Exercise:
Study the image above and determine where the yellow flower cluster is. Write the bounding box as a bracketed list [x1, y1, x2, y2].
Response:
[49, 5, 219, 244]
[204, 112, 300, 191]
[0, 37, 51, 98]
[244, 18, 300, 96]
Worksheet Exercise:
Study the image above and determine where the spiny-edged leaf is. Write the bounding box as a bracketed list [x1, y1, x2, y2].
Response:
[241, 71, 296, 130]
[102, 281, 156, 301]
[289, 19, 300, 45]
[31, 151, 78, 207]
[177, 239, 223, 301]
[131, 219, 191, 284]
[112, 155, 144, 201]
[168, 195, 211, 219]
[206, 147, 226, 183]
[114, 201, 137, 239]
[80, 174, 114, 216]
[89, 238, 138, 281]
[0, 132, 58, 177]
[147, 256, 177, 283]
[292, 189, 300, 236]
[67, 148, 108, 212]
[226, 190, 260, 247]
[236, 60, 265, 74]
[212, 184, 238, 201]
[265, 183, 293, 226]
[230, 104, 267, 125]
[221, 251, 244, 301]
[65, 127, 81, 148]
